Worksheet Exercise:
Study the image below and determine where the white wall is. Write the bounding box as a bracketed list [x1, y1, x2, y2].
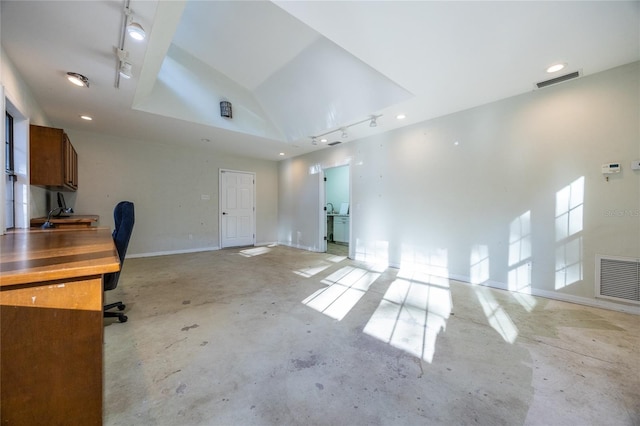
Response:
[278, 62, 640, 310]
[1, 46, 51, 231]
[68, 130, 279, 256]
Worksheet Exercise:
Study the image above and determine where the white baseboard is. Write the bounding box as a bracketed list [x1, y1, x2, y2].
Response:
[127, 246, 220, 259]
[448, 273, 640, 315]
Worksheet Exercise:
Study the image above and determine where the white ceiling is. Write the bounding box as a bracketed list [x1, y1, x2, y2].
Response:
[2, 0, 639, 161]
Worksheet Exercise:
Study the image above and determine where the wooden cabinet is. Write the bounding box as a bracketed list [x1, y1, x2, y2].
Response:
[333, 216, 350, 243]
[29, 124, 78, 191]
[1, 228, 120, 425]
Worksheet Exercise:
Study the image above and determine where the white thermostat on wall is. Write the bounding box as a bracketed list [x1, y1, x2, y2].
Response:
[601, 163, 621, 174]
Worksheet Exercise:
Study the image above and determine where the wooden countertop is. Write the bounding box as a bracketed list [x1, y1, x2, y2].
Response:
[30, 214, 99, 227]
[0, 227, 120, 287]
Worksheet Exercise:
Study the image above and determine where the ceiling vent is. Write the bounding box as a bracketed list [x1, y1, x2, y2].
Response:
[328, 141, 342, 146]
[535, 70, 581, 89]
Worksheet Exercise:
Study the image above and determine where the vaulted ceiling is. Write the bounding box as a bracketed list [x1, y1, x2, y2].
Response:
[2, 1, 639, 160]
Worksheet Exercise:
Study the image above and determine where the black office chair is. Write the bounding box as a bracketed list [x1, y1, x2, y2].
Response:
[104, 201, 135, 323]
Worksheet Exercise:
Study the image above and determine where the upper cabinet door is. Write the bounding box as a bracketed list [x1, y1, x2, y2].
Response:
[29, 124, 78, 191]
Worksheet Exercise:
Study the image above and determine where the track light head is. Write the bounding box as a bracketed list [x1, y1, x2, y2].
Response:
[119, 62, 132, 79]
[124, 6, 146, 41]
[127, 21, 146, 41]
[341, 128, 348, 138]
[66, 72, 89, 87]
[369, 116, 378, 127]
[311, 137, 318, 145]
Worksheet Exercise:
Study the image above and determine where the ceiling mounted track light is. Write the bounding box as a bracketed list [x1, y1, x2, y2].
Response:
[309, 114, 382, 145]
[115, 0, 145, 88]
[119, 62, 132, 79]
[124, 5, 146, 41]
[116, 48, 132, 80]
[66, 72, 89, 87]
[127, 21, 146, 41]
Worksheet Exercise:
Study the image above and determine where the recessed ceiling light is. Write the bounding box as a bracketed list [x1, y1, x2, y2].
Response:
[396, 114, 406, 120]
[80, 115, 93, 121]
[320, 138, 328, 143]
[546, 63, 566, 73]
[279, 152, 285, 156]
[66, 72, 89, 87]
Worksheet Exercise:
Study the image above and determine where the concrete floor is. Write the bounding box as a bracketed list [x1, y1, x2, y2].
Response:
[104, 245, 639, 426]
[327, 242, 349, 257]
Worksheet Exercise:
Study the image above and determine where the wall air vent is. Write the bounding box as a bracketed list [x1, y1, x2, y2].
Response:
[328, 141, 342, 146]
[596, 255, 640, 304]
[535, 70, 581, 89]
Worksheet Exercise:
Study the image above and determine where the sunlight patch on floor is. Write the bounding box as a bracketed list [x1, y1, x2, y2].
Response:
[302, 266, 380, 320]
[473, 286, 518, 343]
[294, 262, 332, 278]
[363, 275, 451, 363]
[239, 247, 272, 257]
[326, 254, 348, 263]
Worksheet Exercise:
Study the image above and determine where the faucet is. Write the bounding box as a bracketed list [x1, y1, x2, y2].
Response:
[41, 206, 74, 229]
[326, 203, 334, 214]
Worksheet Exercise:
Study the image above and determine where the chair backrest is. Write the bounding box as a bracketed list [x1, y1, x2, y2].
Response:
[104, 201, 135, 291]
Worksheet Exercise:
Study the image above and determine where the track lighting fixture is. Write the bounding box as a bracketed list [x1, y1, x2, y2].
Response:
[309, 114, 383, 145]
[124, 6, 146, 41]
[115, 1, 145, 88]
[119, 62, 133, 79]
[127, 21, 146, 41]
[116, 49, 132, 80]
[66, 72, 89, 87]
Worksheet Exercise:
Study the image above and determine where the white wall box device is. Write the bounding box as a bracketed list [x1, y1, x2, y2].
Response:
[631, 160, 640, 171]
[601, 163, 621, 174]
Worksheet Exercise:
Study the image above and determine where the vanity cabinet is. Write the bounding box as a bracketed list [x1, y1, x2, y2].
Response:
[30, 124, 78, 191]
[333, 216, 350, 243]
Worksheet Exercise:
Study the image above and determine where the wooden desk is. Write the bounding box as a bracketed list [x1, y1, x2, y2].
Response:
[30, 214, 99, 229]
[0, 228, 120, 425]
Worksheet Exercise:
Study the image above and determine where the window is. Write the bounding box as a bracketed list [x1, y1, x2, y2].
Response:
[5, 113, 14, 173]
[5, 112, 15, 229]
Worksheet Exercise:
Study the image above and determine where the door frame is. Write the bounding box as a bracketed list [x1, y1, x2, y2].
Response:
[219, 168, 256, 249]
[319, 163, 352, 257]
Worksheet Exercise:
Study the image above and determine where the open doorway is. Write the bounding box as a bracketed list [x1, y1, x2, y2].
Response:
[324, 165, 350, 256]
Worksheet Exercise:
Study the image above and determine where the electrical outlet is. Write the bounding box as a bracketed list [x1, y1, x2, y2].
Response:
[631, 160, 640, 171]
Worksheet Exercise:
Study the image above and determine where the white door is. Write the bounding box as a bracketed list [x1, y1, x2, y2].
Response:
[220, 170, 255, 248]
